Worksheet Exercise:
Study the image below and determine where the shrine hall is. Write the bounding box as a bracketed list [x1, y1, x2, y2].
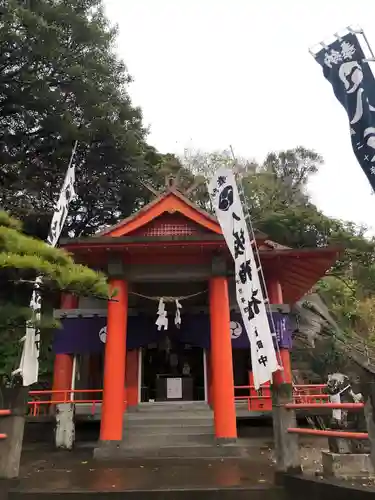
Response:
[52, 184, 340, 446]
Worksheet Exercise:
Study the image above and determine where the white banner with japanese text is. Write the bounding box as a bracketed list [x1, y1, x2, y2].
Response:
[14, 142, 77, 386]
[208, 167, 279, 388]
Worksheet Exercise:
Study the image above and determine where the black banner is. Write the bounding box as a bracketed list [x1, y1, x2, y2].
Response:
[315, 32, 375, 190]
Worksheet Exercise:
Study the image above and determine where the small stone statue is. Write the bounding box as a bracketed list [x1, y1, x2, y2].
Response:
[326, 373, 367, 453]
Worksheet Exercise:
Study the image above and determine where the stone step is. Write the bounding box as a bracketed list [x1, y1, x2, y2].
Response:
[124, 423, 214, 435]
[124, 415, 214, 427]
[122, 431, 216, 447]
[95, 443, 252, 460]
[128, 403, 211, 413]
[126, 411, 213, 420]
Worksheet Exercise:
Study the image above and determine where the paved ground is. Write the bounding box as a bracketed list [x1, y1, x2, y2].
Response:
[12, 435, 324, 492]
[5, 431, 374, 493]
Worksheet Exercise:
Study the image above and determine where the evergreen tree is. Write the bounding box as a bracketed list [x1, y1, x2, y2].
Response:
[0, 0, 160, 239]
[0, 210, 108, 376]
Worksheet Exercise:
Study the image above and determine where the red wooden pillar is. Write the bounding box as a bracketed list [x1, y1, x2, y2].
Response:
[268, 279, 292, 385]
[52, 294, 78, 402]
[60, 293, 79, 310]
[100, 279, 128, 441]
[52, 354, 73, 403]
[206, 351, 214, 408]
[125, 349, 139, 407]
[209, 277, 237, 440]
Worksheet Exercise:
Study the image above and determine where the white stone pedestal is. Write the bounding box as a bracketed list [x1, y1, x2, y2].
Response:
[55, 403, 75, 450]
[322, 451, 374, 478]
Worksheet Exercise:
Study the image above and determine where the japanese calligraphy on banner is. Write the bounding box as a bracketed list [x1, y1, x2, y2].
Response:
[13, 142, 77, 386]
[47, 141, 77, 246]
[313, 30, 375, 191]
[208, 167, 279, 389]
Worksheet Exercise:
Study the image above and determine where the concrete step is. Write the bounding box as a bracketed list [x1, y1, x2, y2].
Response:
[125, 411, 213, 419]
[124, 415, 214, 427]
[128, 403, 211, 414]
[122, 432, 216, 447]
[125, 423, 214, 434]
[95, 442, 252, 460]
[122, 402, 218, 451]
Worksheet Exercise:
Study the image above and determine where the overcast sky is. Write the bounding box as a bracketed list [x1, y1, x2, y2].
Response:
[104, 0, 375, 234]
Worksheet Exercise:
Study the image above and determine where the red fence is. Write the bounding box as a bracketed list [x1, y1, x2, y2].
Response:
[28, 384, 328, 416]
[0, 409, 11, 440]
[28, 389, 104, 417]
[284, 401, 368, 440]
[233, 384, 328, 412]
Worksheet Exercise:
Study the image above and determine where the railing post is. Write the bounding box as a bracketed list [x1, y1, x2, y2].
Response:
[363, 381, 375, 471]
[272, 382, 301, 474]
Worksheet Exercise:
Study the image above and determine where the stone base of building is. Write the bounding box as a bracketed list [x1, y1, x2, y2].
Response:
[93, 441, 252, 461]
[322, 451, 374, 478]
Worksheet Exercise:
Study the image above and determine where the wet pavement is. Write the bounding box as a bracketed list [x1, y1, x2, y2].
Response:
[4, 435, 375, 494]
[10, 435, 329, 493]
[12, 448, 275, 492]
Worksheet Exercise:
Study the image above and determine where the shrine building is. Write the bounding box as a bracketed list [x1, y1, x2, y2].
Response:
[52, 185, 339, 446]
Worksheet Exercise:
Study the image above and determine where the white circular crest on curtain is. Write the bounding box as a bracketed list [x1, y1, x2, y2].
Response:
[230, 321, 242, 339]
[99, 326, 107, 343]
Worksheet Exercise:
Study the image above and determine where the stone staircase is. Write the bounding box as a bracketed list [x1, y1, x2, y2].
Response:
[95, 402, 252, 459]
[123, 402, 214, 449]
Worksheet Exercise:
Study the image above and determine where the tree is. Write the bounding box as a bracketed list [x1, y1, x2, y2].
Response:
[180, 146, 333, 245]
[181, 146, 375, 343]
[0, 0, 160, 239]
[0, 211, 109, 376]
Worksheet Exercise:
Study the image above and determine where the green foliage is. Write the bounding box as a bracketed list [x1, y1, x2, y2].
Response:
[243, 147, 375, 341]
[0, 211, 109, 375]
[181, 146, 375, 345]
[310, 338, 347, 377]
[0, 0, 160, 239]
[316, 277, 359, 332]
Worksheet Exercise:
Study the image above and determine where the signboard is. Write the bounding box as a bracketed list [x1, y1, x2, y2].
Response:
[167, 377, 182, 399]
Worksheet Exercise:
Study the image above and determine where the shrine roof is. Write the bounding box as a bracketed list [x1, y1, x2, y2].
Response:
[62, 187, 270, 246]
[60, 188, 342, 303]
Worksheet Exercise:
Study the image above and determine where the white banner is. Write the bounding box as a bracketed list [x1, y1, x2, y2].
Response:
[14, 142, 78, 386]
[47, 141, 77, 247]
[208, 167, 279, 389]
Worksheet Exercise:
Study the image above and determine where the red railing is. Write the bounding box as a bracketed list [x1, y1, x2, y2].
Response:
[0, 408, 11, 440]
[233, 384, 328, 412]
[27, 384, 329, 416]
[284, 402, 368, 440]
[28, 389, 105, 417]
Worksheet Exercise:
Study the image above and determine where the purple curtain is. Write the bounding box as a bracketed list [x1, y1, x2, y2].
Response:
[53, 311, 292, 354]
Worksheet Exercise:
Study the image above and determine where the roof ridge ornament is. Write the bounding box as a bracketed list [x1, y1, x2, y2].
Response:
[165, 174, 177, 190]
